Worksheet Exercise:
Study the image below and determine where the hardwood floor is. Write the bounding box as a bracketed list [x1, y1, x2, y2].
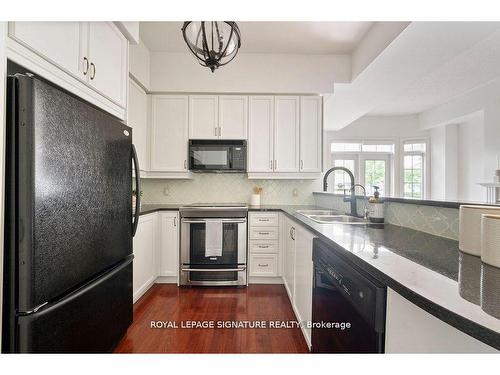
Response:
[114, 284, 309, 353]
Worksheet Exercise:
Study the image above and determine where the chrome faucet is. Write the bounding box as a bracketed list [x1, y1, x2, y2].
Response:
[323, 166, 358, 217]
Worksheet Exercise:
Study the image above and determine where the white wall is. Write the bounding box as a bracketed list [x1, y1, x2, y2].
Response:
[129, 39, 151, 90]
[420, 77, 500, 201]
[458, 116, 486, 201]
[351, 22, 409, 80]
[149, 52, 351, 94]
[325, 114, 427, 138]
[430, 124, 459, 201]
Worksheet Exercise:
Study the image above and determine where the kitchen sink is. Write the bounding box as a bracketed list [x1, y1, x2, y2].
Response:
[307, 215, 367, 224]
[296, 209, 338, 216]
[296, 209, 368, 225]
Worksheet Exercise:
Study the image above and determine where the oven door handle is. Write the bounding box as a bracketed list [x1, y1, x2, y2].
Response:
[181, 267, 246, 272]
[181, 219, 247, 224]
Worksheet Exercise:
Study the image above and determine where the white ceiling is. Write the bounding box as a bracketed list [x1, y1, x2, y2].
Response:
[370, 24, 500, 116]
[140, 22, 373, 54]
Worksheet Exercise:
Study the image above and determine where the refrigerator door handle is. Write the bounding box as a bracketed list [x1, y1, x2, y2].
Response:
[132, 144, 141, 237]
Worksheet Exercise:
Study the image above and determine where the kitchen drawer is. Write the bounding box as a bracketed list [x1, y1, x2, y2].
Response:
[249, 212, 279, 227]
[249, 254, 278, 277]
[249, 227, 279, 240]
[249, 240, 279, 254]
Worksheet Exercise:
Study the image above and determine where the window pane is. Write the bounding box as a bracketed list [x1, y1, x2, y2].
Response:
[404, 142, 426, 152]
[332, 159, 355, 193]
[331, 142, 361, 152]
[364, 160, 386, 196]
[403, 154, 424, 199]
[361, 143, 394, 153]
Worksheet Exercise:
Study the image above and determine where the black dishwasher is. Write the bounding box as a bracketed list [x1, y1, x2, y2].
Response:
[311, 239, 386, 353]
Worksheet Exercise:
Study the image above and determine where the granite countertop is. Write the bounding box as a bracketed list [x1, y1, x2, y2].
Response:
[138, 203, 500, 349]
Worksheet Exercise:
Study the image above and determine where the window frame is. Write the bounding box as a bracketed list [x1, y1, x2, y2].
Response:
[400, 138, 430, 199]
[327, 136, 396, 196]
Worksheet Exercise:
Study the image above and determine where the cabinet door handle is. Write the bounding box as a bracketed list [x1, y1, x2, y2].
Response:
[174, 217, 177, 227]
[184, 160, 187, 169]
[218, 127, 221, 137]
[83, 57, 89, 75]
[214, 127, 217, 137]
[274, 160, 277, 170]
[290, 227, 295, 240]
[270, 160, 273, 169]
[300, 160, 304, 169]
[90, 62, 96, 80]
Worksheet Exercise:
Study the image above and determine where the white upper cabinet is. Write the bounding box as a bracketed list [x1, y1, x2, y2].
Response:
[151, 95, 189, 172]
[300, 96, 322, 172]
[274, 96, 300, 172]
[128, 79, 149, 172]
[87, 22, 128, 107]
[7, 22, 129, 119]
[218, 95, 248, 139]
[8, 22, 85, 79]
[189, 95, 219, 139]
[248, 96, 274, 172]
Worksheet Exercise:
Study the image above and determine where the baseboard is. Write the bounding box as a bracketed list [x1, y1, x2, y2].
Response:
[133, 277, 156, 303]
[155, 276, 178, 284]
[248, 276, 284, 284]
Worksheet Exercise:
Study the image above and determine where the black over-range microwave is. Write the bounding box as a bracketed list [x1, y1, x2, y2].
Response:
[189, 140, 247, 172]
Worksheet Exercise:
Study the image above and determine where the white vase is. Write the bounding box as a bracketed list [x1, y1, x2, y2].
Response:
[250, 194, 261, 206]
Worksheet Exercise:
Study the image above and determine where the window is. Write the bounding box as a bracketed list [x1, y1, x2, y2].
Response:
[364, 159, 387, 196]
[329, 140, 394, 196]
[402, 140, 426, 199]
[331, 159, 356, 193]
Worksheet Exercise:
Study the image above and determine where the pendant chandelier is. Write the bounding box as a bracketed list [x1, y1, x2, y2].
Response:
[181, 21, 241, 72]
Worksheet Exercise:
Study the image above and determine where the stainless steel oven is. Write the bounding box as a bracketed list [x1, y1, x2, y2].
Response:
[179, 204, 248, 286]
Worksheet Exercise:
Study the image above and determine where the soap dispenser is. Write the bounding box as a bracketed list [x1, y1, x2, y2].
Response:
[368, 186, 385, 223]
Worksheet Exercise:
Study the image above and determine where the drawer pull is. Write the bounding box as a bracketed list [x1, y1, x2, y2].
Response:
[258, 263, 269, 267]
[258, 245, 269, 249]
[259, 219, 270, 222]
[258, 232, 270, 235]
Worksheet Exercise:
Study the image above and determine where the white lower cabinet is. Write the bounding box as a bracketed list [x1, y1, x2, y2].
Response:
[385, 288, 497, 353]
[248, 212, 282, 281]
[282, 217, 315, 350]
[159, 212, 179, 280]
[283, 218, 296, 300]
[133, 211, 180, 303]
[250, 254, 278, 277]
[132, 213, 158, 303]
[293, 224, 315, 348]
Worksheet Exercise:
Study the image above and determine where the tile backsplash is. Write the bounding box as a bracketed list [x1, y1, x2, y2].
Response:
[141, 174, 322, 205]
[313, 192, 459, 240]
[142, 176, 460, 240]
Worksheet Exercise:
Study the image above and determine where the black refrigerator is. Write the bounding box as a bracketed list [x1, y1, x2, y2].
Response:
[2, 73, 141, 353]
